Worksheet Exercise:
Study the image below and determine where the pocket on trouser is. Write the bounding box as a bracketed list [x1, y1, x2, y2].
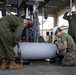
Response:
[62, 51, 76, 67]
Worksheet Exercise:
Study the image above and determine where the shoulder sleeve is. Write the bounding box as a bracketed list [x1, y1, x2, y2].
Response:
[14, 22, 23, 44]
[10, 15, 23, 26]
[2, 15, 24, 44]
[13, 17, 23, 44]
[60, 34, 66, 42]
[9, 15, 24, 44]
[2, 15, 23, 27]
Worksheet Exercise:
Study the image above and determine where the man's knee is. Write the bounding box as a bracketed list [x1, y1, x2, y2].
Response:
[62, 52, 76, 66]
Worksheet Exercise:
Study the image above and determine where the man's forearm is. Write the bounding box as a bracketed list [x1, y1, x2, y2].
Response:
[63, 12, 68, 19]
[58, 46, 67, 52]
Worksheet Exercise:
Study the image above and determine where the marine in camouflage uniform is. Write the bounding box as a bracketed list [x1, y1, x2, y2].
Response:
[63, 11, 76, 43]
[53, 27, 76, 66]
[60, 33, 76, 66]
[0, 15, 33, 70]
[0, 15, 24, 60]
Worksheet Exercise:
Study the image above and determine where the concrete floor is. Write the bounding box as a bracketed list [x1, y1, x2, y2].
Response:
[0, 61, 76, 75]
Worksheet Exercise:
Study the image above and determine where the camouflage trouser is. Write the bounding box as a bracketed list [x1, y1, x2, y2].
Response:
[0, 28, 16, 60]
[62, 46, 76, 66]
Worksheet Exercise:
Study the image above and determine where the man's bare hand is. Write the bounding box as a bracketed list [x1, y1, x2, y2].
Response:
[56, 50, 60, 55]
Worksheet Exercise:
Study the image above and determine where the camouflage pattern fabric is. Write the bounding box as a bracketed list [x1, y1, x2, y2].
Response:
[62, 46, 76, 66]
[0, 15, 23, 60]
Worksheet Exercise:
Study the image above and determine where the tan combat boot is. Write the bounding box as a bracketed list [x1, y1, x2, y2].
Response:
[9, 60, 22, 70]
[1, 59, 9, 70]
